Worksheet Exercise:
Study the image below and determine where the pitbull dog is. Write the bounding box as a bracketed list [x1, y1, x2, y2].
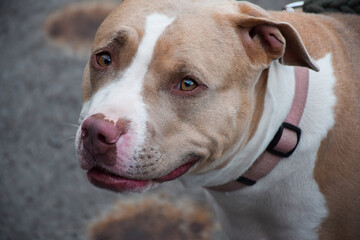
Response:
[75, 0, 360, 239]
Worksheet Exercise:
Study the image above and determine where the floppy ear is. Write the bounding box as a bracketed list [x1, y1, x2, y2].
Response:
[234, 2, 319, 71]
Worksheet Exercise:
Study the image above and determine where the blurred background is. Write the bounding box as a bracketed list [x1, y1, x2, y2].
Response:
[0, 0, 293, 239]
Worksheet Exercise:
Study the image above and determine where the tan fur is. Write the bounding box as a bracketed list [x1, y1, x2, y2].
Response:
[248, 69, 268, 144]
[271, 11, 360, 239]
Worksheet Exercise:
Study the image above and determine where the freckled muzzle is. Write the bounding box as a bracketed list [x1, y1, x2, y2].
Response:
[78, 113, 200, 192]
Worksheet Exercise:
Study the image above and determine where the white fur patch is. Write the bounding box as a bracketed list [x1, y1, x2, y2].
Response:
[183, 54, 336, 239]
[77, 13, 175, 152]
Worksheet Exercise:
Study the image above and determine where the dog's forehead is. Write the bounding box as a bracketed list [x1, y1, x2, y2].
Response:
[92, 0, 238, 46]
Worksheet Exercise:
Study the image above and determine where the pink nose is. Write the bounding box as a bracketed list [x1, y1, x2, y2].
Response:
[81, 114, 128, 164]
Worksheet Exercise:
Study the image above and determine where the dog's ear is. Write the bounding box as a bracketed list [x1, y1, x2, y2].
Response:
[233, 2, 319, 71]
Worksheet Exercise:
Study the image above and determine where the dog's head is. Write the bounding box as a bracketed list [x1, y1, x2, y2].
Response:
[75, 0, 317, 192]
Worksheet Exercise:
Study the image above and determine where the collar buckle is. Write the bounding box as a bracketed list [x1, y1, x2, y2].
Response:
[266, 122, 301, 158]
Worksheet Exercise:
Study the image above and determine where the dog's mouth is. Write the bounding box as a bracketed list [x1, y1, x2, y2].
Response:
[87, 160, 198, 192]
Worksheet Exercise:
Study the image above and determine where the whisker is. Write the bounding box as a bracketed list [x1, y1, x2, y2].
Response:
[56, 121, 80, 129]
[65, 136, 76, 141]
[61, 136, 77, 145]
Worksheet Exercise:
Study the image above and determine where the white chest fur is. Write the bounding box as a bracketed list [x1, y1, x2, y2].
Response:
[204, 54, 336, 240]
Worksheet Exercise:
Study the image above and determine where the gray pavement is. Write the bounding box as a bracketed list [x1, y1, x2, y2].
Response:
[0, 0, 293, 239]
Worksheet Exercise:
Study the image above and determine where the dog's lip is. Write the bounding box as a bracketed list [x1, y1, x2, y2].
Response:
[154, 160, 198, 182]
[87, 159, 198, 192]
[87, 168, 151, 193]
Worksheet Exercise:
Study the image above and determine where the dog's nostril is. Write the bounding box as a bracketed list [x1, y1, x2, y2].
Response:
[81, 128, 89, 139]
[97, 133, 110, 144]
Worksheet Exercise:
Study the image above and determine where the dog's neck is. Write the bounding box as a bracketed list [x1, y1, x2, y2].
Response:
[206, 66, 309, 192]
[199, 54, 336, 240]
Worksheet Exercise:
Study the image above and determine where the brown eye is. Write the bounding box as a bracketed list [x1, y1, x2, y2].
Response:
[96, 52, 112, 67]
[179, 78, 198, 91]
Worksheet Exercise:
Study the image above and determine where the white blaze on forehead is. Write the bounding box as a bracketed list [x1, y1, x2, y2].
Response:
[79, 13, 175, 146]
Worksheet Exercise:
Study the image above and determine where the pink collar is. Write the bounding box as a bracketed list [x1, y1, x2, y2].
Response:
[206, 67, 309, 192]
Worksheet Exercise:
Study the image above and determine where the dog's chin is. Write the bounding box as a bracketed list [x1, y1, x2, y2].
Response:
[86, 160, 199, 193]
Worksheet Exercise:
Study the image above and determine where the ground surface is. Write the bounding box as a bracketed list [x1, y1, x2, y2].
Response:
[0, 0, 292, 239]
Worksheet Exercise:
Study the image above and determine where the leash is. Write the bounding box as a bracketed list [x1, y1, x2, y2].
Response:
[283, 0, 360, 14]
[206, 67, 309, 192]
[303, 0, 360, 14]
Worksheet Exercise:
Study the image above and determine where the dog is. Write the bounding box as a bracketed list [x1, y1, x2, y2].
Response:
[75, 0, 360, 239]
